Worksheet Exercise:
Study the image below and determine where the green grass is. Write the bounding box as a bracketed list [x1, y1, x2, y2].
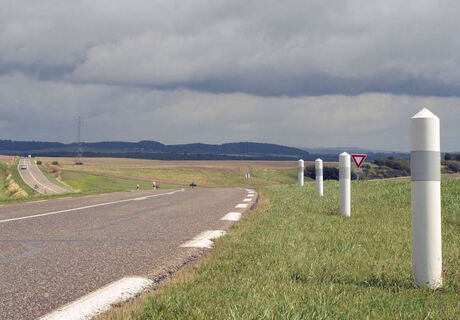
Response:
[0, 161, 10, 200]
[66, 167, 298, 188]
[249, 167, 299, 185]
[37, 164, 74, 192]
[107, 178, 460, 319]
[0, 162, 184, 204]
[8, 160, 37, 196]
[61, 170, 181, 193]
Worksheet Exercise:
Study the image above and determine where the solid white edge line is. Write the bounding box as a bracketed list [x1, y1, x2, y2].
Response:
[221, 212, 242, 221]
[40, 277, 153, 320]
[180, 230, 226, 248]
[0, 189, 185, 224]
[235, 203, 248, 208]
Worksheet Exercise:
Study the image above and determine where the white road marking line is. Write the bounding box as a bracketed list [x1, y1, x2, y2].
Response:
[180, 230, 226, 248]
[235, 203, 248, 209]
[243, 198, 251, 202]
[221, 212, 242, 221]
[0, 189, 185, 224]
[133, 197, 148, 201]
[40, 277, 153, 320]
[245, 189, 254, 192]
[247, 194, 254, 197]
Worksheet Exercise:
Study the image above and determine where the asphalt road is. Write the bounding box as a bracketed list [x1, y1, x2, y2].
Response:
[0, 187, 248, 319]
[17, 158, 69, 195]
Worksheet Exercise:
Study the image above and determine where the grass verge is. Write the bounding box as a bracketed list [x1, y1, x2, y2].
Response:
[104, 178, 460, 319]
[0, 161, 10, 200]
[62, 167, 299, 188]
[38, 164, 74, 192]
[61, 170, 182, 193]
[8, 159, 37, 196]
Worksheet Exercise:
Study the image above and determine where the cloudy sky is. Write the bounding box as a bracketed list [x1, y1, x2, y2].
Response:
[0, 0, 459, 151]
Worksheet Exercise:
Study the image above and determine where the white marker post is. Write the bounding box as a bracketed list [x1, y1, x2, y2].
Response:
[315, 158, 323, 196]
[339, 152, 350, 216]
[245, 172, 251, 186]
[411, 108, 442, 289]
[298, 159, 304, 186]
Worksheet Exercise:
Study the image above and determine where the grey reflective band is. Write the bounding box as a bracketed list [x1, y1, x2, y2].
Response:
[411, 151, 441, 181]
[339, 169, 350, 180]
[315, 169, 323, 177]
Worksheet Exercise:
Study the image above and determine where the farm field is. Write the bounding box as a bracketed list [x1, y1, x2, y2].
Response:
[103, 178, 460, 319]
[37, 157, 306, 188]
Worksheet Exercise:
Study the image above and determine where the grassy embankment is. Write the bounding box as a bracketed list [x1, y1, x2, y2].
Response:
[63, 166, 299, 188]
[9, 158, 37, 195]
[0, 158, 185, 203]
[0, 161, 12, 200]
[61, 171, 181, 193]
[37, 163, 74, 192]
[104, 178, 460, 319]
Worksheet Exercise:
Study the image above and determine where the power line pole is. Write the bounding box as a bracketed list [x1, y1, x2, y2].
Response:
[75, 116, 83, 165]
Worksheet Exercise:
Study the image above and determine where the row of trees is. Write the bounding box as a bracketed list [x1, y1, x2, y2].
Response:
[444, 153, 460, 161]
[305, 153, 460, 180]
[304, 156, 411, 180]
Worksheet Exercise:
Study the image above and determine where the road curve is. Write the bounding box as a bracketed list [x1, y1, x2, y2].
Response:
[0, 187, 250, 319]
[17, 158, 69, 195]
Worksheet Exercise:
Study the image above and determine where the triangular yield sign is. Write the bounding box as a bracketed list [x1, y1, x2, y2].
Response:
[351, 154, 367, 168]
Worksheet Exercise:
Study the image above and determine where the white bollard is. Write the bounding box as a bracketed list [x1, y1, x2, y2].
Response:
[298, 159, 304, 186]
[411, 108, 442, 289]
[315, 158, 323, 196]
[339, 152, 350, 216]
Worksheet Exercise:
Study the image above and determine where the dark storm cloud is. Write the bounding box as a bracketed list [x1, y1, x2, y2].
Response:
[1, 0, 460, 97]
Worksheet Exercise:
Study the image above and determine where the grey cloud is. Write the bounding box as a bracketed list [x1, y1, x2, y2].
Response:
[1, 1, 460, 97]
[0, 74, 458, 151]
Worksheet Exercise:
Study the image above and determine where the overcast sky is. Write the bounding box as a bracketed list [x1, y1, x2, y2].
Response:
[0, 0, 459, 151]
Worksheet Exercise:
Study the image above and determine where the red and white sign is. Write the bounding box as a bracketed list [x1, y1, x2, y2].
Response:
[351, 154, 367, 168]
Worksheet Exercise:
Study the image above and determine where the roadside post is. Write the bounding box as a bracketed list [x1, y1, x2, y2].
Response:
[315, 158, 323, 196]
[339, 152, 350, 216]
[298, 159, 304, 186]
[351, 154, 367, 180]
[411, 108, 442, 289]
[245, 172, 251, 186]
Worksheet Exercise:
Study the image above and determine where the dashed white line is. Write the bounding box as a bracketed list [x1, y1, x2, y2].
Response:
[235, 203, 248, 209]
[243, 198, 251, 202]
[247, 194, 254, 197]
[180, 230, 226, 248]
[0, 189, 185, 224]
[221, 212, 242, 221]
[40, 277, 153, 320]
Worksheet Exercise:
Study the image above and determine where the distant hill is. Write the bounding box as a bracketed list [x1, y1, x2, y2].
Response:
[0, 139, 410, 161]
[0, 139, 311, 160]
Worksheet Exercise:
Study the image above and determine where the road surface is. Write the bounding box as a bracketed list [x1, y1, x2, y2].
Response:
[17, 158, 69, 195]
[0, 187, 252, 319]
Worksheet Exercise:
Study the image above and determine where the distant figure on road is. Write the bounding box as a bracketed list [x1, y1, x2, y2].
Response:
[152, 180, 157, 190]
[189, 182, 197, 188]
